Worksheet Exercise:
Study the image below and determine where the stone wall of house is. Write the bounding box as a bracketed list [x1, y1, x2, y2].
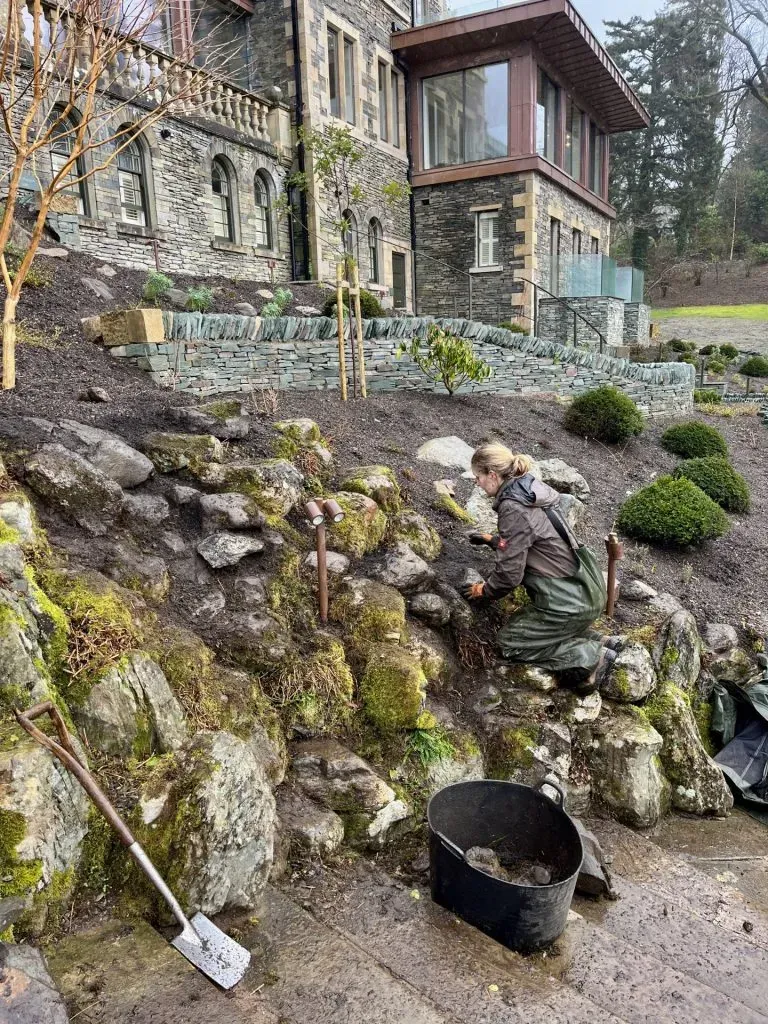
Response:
[0, 74, 291, 282]
[299, 0, 413, 304]
[534, 176, 611, 299]
[412, 175, 527, 323]
[100, 312, 694, 416]
[623, 302, 651, 346]
[537, 296, 625, 351]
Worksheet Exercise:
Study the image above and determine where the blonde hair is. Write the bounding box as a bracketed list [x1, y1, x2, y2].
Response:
[471, 443, 533, 481]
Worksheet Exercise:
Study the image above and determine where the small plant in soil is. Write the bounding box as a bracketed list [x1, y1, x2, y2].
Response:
[617, 476, 729, 547]
[661, 421, 728, 459]
[498, 321, 528, 333]
[142, 271, 174, 305]
[563, 385, 645, 444]
[694, 389, 722, 404]
[398, 323, 492, 396]
[261, 287, 293, 317]
[719, 343, 739, 361]
[185, 285, 214, 313]
[739, 355, 768, 393]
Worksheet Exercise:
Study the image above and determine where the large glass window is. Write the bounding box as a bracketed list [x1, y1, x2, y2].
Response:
[423, 62, 508, 170]
[328, 27, 340, 118]
[118, 139, 148, 226]
[378, 62, 389, 143]
[476, 211, 499, 268]
[565, 98, 582, 181]
[536, 69, 559, 164]
[191, 0, 248, 90]
[368, 218, 382, 282]
[589, 120, 605, 194]
[212, 158, 234, 241]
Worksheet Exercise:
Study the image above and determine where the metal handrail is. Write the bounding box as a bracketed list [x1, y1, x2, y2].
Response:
[515, 274, 607, 354]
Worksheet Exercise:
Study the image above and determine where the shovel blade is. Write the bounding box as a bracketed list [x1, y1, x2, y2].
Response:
[171, 912, 251, 990]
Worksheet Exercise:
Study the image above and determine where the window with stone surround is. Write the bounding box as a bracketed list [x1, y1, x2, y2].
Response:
[254, 171, 273, 250]
[391, 68, 401, 148]
[549, 217, 561, 295]
[212, 157, 235, 241]
[118, 138, 149, 226]
[475, 210, 499, 268]
[50, 108, 88, 216]
[368, 218, 382, 282]
[343, 208, 357, 269]
[572, 228, 582, 255]
[378, 61, 390, 143]
[536, 70, 559, 165]
[591, 235, 599, 255]
[423, 62, 508, 169]
[327, 24, 356, 125]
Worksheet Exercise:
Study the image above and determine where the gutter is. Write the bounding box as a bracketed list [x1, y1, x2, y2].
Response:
[289, 0, 311, 280]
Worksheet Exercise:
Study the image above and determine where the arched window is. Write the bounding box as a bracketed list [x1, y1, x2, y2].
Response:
[368, 218, 382, 283]
[117, 137, 148, 226]
[212, 158, 235, 241]
[49, 108, 88, 216]
[254, 171, 273, 250]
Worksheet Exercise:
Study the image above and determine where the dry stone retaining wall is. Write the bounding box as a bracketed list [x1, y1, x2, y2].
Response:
[102, 314, 694, 416]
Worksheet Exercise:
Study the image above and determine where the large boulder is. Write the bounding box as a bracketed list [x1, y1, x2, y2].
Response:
[645, 682, 733, 817]
[600, 640, 657, 703]
[197, 459, 303, 517]
[171, 400, 250, 440]
[703, 623, 739, 654]
[653, 610, 701, 691]
[0, 728, 90, 932]
[331, 578, 406, 645]
[328, 492, 387, 557]
[0, 944, 68, 1024]
[141, 433, 223, 476]
[557, 493, 587, 533]
[416, 436, 475, 472]
[134, 730, 275, 916]
[372, 542, 434, 594]
[708, 647, 754, 684]
[291, 739, 408, 849]
[536, 458, 590, 500]
[197, 493, 266, 533]
[274, 418, 321, 443]
[275, 785, 345, 858]
[58, 420, 154, 488]
[464, 486, 496, 532]
[72, 653, 188, 758]
[360, 645, 427, 732]
[196, 531, 265, 569]
[586, 707, 669, 828]
[339, 465, 401, 511]
[388, 509, 441, 561]
[25, 444, 124, 535]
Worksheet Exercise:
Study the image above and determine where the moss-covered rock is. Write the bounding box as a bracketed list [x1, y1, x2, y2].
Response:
[0, 588, 56, 712]
[388, 509, 441, 561]
[360, 644, 427, 733]
[340, 465, 401, 512]
[197, 459, 303, 517]
[328, 491, 387, 557]
[331, 577, 406, 647]
[261, 638, 354, 736]
[0, 492, 36, 546]
[171, 401, 250, 440]
[653, 610, 701, 691]
[24, 444, 125, 536]
[434, 493, 476, 524]
[644, 682, 733, 816]
[141, 432, 223, 476]
[274, 418, 321, 443]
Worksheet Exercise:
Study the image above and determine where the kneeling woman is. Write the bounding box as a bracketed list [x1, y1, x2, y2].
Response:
[464, 443, 607, 690]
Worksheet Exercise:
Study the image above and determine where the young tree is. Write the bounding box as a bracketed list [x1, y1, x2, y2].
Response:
[0, 0, 233, 389]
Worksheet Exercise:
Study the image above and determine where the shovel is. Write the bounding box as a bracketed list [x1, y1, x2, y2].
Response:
[15, 701, 251, 990]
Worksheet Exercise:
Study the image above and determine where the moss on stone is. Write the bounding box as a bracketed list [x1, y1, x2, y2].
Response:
[23, 566, 69, 680]
[0, 808, 43, 899]
[267, 551, 315, 631]
[142, 432, 222, 477]
[0, 519, 21, 545]
[624, 624, 658, 650]
[487, 725, 539, 778]
[331, 580, 406, 649]
[692, 699, 716, 756]
[330, 493, 388, 557]
[434, 494, 475, 524]
[200, 400, 242, 421]
[612, 667, 632, 699]
[214, 461, 295, 519]
[340, 466, 401, 512]
[388, 509, 441, 561]
[360, 644, 427, 733]
[659, 646, 681, 674]
[262, 638, 354, 734]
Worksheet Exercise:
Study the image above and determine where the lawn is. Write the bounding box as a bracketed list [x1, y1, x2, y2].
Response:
[653, 304, 768, 320]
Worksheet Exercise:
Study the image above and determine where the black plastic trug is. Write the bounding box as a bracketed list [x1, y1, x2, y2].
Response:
[427, 780, 584, 953]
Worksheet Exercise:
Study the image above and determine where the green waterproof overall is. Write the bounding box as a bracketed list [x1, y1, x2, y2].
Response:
[496, 513, 606, 675]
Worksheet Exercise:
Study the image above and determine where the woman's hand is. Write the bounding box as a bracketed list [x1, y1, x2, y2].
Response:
[462, 581, 485, 601]
[468, 532, 500, 549]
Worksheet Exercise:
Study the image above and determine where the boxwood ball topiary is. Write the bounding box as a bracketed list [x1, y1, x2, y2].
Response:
[740, 355, 768, 378]
[617, 476, 729, 547]
[563, 385, 644, 444]
[322, 288, 384, 319]
[660, 421, 728, 459]
[674, 457, 750, 513]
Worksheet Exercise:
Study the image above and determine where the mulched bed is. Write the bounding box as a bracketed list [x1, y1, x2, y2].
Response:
[2, 248, 767, 638]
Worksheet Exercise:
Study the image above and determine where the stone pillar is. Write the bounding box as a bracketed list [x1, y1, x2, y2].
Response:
[536, 296, 624, 351]
[623, 302, 651, 346]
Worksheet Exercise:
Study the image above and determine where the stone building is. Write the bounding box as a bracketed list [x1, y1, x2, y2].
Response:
[0, 0, 294, 282]
[391, 0, 650, 329]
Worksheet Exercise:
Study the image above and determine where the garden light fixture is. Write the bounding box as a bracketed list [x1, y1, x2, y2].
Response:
[305, 498, 346, 622]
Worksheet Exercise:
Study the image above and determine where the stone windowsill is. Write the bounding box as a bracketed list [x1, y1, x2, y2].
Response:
[253, 247, 286, 261]
[469, 265, 503, 275]
[211, 239, 251, 255]
[117, 222, 167, 242]
[78, 216, 108, 232]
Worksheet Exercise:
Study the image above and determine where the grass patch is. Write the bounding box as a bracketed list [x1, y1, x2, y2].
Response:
[700, 403, 760, 418]
[653, 304, 768, 320]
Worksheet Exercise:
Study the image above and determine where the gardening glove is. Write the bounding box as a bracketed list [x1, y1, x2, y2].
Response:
[462, 581, 486, 602]
[468, 532, 500, 549]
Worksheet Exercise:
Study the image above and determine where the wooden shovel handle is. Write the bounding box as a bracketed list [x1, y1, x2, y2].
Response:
[14, 701, 135, 848]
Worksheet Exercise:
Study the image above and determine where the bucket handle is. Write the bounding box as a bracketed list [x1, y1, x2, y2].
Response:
[537, 775, 566, 809]
[436, 830, 466, 862]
